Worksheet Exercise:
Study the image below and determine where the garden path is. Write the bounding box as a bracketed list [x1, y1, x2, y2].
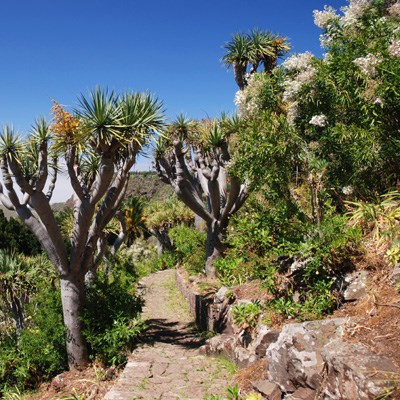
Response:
[102, 269, 233, 400]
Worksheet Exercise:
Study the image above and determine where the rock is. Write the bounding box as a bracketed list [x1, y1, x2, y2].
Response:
[237, 327, 253, 348]
[343, 271, 369, 301]
[285, 387, 316, 400]
[266, 318, 347, 392]
[214, 286, 230, 303]
[51, 373, 67, 391]
[253, 380, 281, 400]
[250, 324, 280, 357]
[201, 333, 258, 368]
[321, 339, 398, 400]
[233, 345, 257, 368]
[200, 334, 235, 359]
[393, 264, 400, 283]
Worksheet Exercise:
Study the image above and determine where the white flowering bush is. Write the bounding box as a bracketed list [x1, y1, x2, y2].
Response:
[353, 53, 382, 76]
[281, 52, 314, 71]
[224, 0, 398, 323]
[234, 71, 284, 119]
[341, 0, 372, 26]
[313, 5, 339, 29]
[234, 0, 399, 199]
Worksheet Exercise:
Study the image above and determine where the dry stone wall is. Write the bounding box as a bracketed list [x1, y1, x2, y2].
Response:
[175, 269, 398, 399]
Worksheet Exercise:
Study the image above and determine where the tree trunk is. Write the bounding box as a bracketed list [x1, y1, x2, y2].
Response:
[151, 229, 174, 255]
[205, 226, 226, 278]
[9, 294, 25, 335]
[60, 272, 89, 370]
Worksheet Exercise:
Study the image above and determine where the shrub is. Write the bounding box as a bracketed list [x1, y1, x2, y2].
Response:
[82, 264, 144, 365]
[169, 225, 206, 275]
[232, 301, 263, 330]
[0, 282, 66, 393]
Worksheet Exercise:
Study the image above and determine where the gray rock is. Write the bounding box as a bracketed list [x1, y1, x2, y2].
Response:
[266, 318, 347, 392]
[233, 345, 257, 368]
[214, 286, 230, 304]
[285, 387, 316, 400]
[200, 334, 235, 359]
[250, 324, 281, 357]
[393, 264, 400, 283]
[321, 339, 398, 400]
[253, 380, 281, 400]
[343, 271, 369, 301]
[201, 333, 258, 368]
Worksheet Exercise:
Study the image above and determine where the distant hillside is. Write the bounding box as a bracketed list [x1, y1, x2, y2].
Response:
[125, 171, 174, 201]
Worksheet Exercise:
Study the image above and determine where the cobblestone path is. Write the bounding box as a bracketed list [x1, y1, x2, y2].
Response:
[102, 269, 234, 400]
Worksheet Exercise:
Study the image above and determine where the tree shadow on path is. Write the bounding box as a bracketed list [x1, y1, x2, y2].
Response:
[142, 318, 206, 349]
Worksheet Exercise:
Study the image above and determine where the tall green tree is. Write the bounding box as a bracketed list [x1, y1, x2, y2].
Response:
[0, 88, 164, 369]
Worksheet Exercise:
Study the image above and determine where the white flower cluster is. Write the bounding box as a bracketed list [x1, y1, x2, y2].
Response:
[286, 102, 298, 126]
[341, 0, 372, 26]
[309, 114, 328, 127]
[282, 51, 314, 71]
[342, 186, 354, 195]
[388, 2, 400, 17]
[388, 39, 400, 57]
[353, 53, 382, 76]
[282, 67, 315, 103]
[320, 33, 334, 48]
[234, 76, 265, 117]
[234, 90, 246, 112]
[281, 52, 316, 125]
[313, 6, 338, 29]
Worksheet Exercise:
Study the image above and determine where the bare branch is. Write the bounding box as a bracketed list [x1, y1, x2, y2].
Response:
[8, 158, 34, 196]
[90, 153, 114, 205]
[66, 145, 85, 201]
[35, 141, 49, 192]
[46, 159, 58, 201]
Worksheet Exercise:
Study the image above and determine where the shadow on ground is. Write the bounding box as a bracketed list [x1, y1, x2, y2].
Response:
[143, 318, 206, 349]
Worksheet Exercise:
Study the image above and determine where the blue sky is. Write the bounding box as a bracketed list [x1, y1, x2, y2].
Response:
[0, 0, 348, 201]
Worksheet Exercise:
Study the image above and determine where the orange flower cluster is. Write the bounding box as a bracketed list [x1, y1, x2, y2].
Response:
[51, 100, 80, 139]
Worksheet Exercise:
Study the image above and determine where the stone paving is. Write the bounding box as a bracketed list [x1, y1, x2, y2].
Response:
[102, 269, 234, 400]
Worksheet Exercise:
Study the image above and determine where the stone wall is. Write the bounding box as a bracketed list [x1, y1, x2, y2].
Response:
[175, 269, 399, 399]
[175, 269, 211, 331]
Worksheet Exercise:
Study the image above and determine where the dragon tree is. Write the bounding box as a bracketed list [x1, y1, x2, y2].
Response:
[0, 88, 164, 369]
[155, 115, 249, 277]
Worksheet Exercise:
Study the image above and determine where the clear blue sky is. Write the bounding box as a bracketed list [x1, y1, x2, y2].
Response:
[0, 0, 348, 200]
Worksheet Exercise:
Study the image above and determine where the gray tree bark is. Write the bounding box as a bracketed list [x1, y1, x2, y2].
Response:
[156, 123, 249, 278]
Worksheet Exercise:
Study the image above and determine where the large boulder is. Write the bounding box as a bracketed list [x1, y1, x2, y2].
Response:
[266, 318, 347, 392]
[321, 339, 398, 399]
